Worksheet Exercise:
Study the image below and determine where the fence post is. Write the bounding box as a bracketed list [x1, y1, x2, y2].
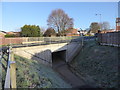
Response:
[119, 32, 120, 47]
[4, 46, 11, 88]
[82, 36, 84, 46]
[0, 49, 2, 89]
[10, 47, 16, 88]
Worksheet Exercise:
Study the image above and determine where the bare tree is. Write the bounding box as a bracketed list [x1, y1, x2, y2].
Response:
[47, 9, 74, 35]
[40, 27, 46, 33]
[101, 22, 110, 30]
[90, 22, 100, 33]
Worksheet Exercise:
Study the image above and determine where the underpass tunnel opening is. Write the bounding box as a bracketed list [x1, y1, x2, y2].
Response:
[52, 50, 66, 64]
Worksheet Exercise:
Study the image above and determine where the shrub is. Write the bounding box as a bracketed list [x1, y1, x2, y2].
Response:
[5, 34, 15, 37]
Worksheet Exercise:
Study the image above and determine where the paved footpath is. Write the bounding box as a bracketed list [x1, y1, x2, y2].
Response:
[53, 60, 88, 88]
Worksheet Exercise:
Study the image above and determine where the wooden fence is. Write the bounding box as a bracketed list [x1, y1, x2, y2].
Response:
[1, 46, 16, 88]
[97, 31, 120, 47]
[0, 48, 2, 89]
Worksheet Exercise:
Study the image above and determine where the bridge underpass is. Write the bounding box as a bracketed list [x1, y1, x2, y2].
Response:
[13, 41, 82, 67]
[1, 36, 97, 88]
[52, 50, 66, 68]
[52, 50, 86, 88]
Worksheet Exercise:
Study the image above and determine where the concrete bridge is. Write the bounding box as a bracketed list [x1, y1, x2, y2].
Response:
[13, 40, 82, 67]
[1, 36, 96, 88]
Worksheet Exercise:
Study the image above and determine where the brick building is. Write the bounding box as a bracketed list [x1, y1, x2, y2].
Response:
[65, 28, 79, 36]
[6, 31, 20, 37]
[116, 18, 120, 31]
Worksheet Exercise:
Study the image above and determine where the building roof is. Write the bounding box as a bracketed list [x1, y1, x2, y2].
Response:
[0, 31, 6, 37]
[65, 28, 78, 34]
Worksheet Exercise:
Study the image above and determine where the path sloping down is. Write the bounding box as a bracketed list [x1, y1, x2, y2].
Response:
[53, 60, 87, 88]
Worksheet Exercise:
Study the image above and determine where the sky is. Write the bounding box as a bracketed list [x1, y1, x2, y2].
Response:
[1, 0, 120, 2]
[1, 2, 119, 32]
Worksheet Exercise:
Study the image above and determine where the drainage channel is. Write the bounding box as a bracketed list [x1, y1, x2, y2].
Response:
[52, 50, 86, 88]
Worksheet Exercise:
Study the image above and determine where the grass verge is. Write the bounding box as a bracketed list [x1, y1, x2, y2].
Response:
[1, 54, 71, 88]
[70, 40, 118, 88]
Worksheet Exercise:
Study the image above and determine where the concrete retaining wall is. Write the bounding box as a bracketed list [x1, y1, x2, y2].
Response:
[66, 42, 82, 62]
[13, 43, 67, 66]
[13, 42, 82, 66]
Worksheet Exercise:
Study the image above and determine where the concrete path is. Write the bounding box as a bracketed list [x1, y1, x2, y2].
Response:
[53, 60, 86, 88]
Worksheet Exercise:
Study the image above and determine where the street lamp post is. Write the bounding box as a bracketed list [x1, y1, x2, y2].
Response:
[96, 14, 102, 30]
[78, 28, 84, 46]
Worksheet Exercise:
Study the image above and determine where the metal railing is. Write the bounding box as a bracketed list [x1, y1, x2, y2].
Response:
[0, 36, 80, 45]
